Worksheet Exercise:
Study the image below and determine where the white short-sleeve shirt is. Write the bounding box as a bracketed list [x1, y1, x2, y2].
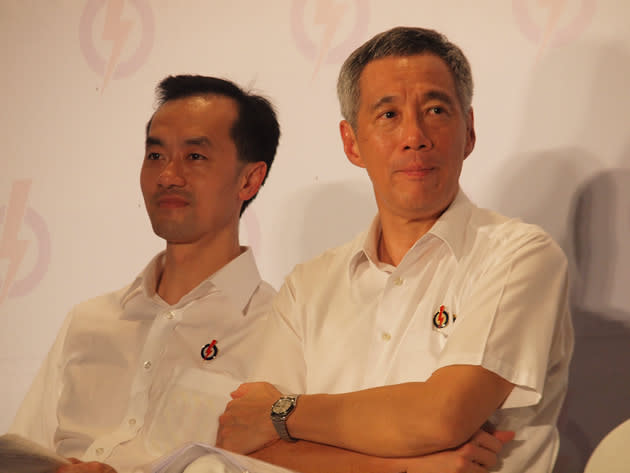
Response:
[10, 248, 276, 473]
[255, 191, 573, 473]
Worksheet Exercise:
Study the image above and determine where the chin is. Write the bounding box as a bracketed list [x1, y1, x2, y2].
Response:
[152, 224, 196, 243]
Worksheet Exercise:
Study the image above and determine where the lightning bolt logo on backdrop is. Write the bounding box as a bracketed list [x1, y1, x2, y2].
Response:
[513, 0, 596, 57]
[0, 180, 51, 306]
[79, 0, 155, 92]
[291, 0, 369, 78]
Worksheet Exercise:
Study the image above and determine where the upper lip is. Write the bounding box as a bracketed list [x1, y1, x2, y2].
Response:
[394, 155, 438, 173]
[396, 163, 436, 173]
[400, 164, 434, 171]
[154, 192, 189, 205]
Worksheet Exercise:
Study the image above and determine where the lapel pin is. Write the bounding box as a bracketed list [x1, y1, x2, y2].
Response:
[201, 340, 219, 360]
[433, 305, 450, 329]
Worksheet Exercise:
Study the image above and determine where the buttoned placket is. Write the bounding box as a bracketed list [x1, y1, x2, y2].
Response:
[353, 263, 405, 389]
[371, 271, 407, 360]
[83, 307, 181, 462]
[361, 241, 437, 388]
[379, 275, 404, 343]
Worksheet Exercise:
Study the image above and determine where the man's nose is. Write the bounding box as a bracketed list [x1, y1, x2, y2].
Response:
[157, 158, 186, 188]
[402, 114, 432, 151]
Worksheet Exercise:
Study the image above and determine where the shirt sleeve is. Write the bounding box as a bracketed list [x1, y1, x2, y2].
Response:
[250, 272, 307, 395]
[9, 309, 75, 448]
[436, 230, 572, 409]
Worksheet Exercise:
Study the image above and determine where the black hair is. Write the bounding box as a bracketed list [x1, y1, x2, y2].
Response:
[147, 75, 280, 215]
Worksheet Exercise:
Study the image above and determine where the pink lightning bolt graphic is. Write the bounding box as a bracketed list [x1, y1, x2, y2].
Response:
[0, 180, 32, 305]
[101, 0, 134, 92]
[312, 0, 350, 79]
[536, 0, 570, 59]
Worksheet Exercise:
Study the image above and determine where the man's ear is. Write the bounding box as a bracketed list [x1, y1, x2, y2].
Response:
[340, 120, 365, 168]
[238, 161, 267, 202]
[464, 108, 476, 159]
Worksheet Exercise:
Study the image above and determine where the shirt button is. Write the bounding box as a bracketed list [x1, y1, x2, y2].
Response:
[382, 332, 392, 341]
[96, 447, 104, 456]
[143, 360, 152, 370]
[165, 311, 174, 320]
[128, 418, 136, 426]
[393, 277, 404, 286]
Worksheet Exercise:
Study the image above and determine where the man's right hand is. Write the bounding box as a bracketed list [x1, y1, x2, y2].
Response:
[402, 429, 515, 473]
[248, 429, 514, 473]
[56, 458, 117, 473]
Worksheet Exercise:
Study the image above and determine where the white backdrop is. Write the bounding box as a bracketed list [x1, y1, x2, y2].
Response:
[1, 1, 628, 471]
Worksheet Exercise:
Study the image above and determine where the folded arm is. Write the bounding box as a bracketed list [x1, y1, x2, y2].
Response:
[288, 365, 514, 456]
[248, 428, 513, 473]
[218, 365, 513, 457]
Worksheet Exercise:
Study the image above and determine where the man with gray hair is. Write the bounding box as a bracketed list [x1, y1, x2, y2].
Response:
[218, 26, 572, 473]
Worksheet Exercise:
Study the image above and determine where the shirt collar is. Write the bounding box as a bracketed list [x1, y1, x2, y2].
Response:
[209, 247, 262, 313]
[426, 188, 473, 261]
[348, 188, 474, 277]
[348, 216, 380, 278]
[120, 252, 164, 307]
[120, 247, 262, 313]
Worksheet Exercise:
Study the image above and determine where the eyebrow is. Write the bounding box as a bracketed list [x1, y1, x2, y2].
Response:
[424, 90, 455, 107]
[369, 90, 456, 113]
[145, 136, 162, 147]
[370, 95, 396, 113]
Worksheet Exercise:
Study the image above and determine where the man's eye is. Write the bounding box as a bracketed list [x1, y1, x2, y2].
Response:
[146, 152, 161, 160]
[429, 107, 444, 115]
[383, 111, 396, 119]
[189, 153, 206, 160]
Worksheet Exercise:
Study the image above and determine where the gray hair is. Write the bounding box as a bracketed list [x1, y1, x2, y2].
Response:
[337, 26, 473, 129]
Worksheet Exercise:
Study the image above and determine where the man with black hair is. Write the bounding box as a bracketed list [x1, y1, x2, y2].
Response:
[10, 75, 280, 473]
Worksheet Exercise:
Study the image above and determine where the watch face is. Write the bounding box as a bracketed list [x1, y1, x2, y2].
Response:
[271, 397, 295, 416]
[272, 398, 293, 414]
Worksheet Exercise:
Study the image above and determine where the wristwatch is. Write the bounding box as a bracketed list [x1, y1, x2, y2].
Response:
[270, 395, 300, 442]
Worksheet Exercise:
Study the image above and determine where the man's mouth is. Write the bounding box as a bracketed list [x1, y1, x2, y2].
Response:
[155, 195, 189, 208]
[398, 166, 435, 177]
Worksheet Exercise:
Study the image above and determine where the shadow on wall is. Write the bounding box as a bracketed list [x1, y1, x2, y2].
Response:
[488, 39, 630, 472]
[489, 148, 599, 251]
[556, 169, 630, 470]
[273, 179, 376, 271]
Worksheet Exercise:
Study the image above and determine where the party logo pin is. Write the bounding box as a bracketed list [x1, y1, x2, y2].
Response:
[433, 305, 456, 329]
[201, 340, 219, 361]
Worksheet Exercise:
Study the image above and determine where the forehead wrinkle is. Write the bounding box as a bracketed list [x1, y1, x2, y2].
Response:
[184, 136, 212, 147]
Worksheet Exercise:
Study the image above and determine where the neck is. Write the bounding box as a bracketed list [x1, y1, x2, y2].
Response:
[377, 214, 437, 266]
[377, 191, 459, 266]
[156, 230, 242, 305]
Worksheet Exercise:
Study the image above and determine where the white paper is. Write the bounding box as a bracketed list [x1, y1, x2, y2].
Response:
[0, 433, 70, 473]
[0, 434, 296, 473]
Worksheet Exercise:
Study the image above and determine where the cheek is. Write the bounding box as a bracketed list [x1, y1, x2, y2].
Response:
[362, 129, 395, 150]
[139, 168, 148, 189]
[358, 137, 393, 171]
[140, 165, 163, 200]
[139, 168, 152, 193]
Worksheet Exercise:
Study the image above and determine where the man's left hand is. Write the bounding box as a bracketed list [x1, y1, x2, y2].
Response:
[217, 381, 283, 454]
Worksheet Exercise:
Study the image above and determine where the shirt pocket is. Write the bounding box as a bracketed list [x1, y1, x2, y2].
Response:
[144, 367, 241, 454]
[386, 307, 458, 384]
[430, 307, 458, 343]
